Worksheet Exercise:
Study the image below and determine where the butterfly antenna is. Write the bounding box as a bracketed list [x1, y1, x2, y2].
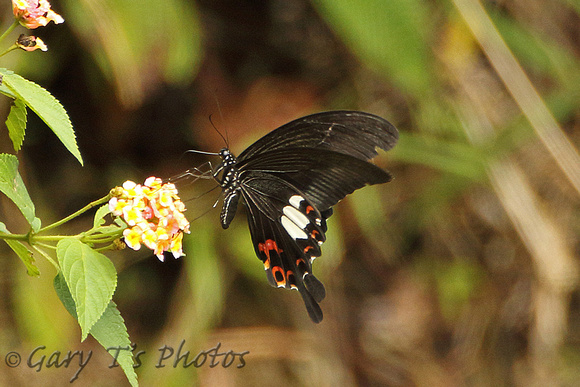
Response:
[210, 88, 230, 147]
[209, 114, 229, 148]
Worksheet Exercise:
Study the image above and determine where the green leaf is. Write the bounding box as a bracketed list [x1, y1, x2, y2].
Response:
[54, 271, 78, 319]
[0, 69, 83, 165]
[0, 81, 17, 98]
[93, 204, 111, 228]
[31, 217, 41, 233]
[54, 273, 138, 387]
[0, 153, 36, 225]
[6, 240, 40, 276]
[89, 302, 138, 387]
[5, 99, 27, 152]
[0, 221, 40, 276]
[57, 239, 117, 341]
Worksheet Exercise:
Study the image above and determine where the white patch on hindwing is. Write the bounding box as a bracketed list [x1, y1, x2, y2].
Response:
[283, 205, 309, 229]
[289, 195, 304, 208]
[288, 194, 322, 227]
[280, 215, 308, 240]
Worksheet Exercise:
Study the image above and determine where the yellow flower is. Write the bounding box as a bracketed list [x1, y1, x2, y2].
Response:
[109, 176, 190, 261]
[108, 197, 128, 216]
[123, 227, 143, 251]
[13, 0, 64, 29]
[123, 205, 143, 227]
[169, 232, 185, 258]
[122, 180, 142, 198]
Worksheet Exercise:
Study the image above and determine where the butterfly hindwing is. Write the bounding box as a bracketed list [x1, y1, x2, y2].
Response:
[241, 171, 328, 322]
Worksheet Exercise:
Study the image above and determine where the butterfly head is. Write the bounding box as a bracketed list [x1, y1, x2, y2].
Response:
[219, 148, 235, 163]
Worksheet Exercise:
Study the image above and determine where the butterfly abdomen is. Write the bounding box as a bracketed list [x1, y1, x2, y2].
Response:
[217, 148, 241, 229]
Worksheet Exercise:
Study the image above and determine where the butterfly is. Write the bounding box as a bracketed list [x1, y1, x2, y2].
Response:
[212, 110, 398, 323]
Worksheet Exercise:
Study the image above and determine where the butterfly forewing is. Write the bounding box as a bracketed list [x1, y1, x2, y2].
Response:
[237, 111, 398, 162]
[239, 147, 392, 210]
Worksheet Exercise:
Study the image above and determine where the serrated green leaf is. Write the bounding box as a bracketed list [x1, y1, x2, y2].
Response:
[92, 225, 125, 236]
[0, 70, 83, 165]
[54, 271, 78, 319]
[31, 217, 41, 233]
[0, 83, 17, 98]
[54, 273, 138, 387]
[0, 153, 36, 225]
[57, 239, 117, 341]
[0, 222, 40, 276]
[114, 217, 127, 228]
[5, 239, 40, 276]
[93, 204, 111, 228]
[5, 99, 27, 151]
[89, 301, 138, 387]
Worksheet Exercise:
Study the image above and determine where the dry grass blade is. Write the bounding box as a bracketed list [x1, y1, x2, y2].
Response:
[452, 0, 580, 195]
[447, 50, 578, 387]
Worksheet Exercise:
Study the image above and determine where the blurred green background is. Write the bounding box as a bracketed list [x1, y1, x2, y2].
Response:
[1, 0, 579, 385]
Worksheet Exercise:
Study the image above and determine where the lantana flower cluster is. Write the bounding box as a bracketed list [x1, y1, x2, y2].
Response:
[12, 0, 64, 29]
[109, 177, 190, 261]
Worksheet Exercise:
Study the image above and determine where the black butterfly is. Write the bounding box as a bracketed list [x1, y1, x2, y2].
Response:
[213, 111, 398, 323]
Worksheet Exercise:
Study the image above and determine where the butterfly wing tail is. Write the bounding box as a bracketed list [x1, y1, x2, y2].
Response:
[296, 279, 323, 323]
[304, 273, 326, 303]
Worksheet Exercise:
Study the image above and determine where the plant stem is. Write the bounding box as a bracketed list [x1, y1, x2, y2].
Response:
[0, 44, 18, 58]
[33, 235, 81, 242]
[0, 232, 27, 240]
[33, 245, 59, 271]
[0, 20, 19, 44]
[35, 242, 57, 250]
[38, 195, 111, 234]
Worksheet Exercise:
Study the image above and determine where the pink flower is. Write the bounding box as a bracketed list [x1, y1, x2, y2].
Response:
[13, 0, 64, 29]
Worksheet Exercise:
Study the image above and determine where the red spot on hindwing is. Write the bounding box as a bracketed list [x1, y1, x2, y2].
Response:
[287, 270, 297, 289]
[258, 239, 283, 270]
[311, 229, 319, 239]
[296, 258, 308, 274]
[272, 266, 285, 286]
